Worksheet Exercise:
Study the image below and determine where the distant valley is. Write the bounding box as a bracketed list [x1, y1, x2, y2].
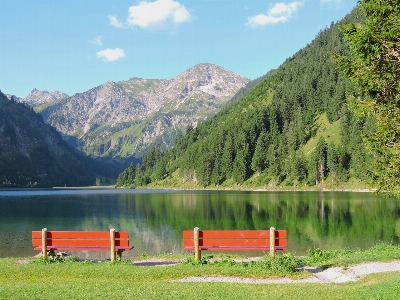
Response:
[17, 63, 249, 166]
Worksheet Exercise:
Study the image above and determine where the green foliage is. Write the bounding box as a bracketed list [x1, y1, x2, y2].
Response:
[251, 131, 270, 173]
[116, 162, 136, 186]
[33, 255, 80, 264]
[335, 0, 400, 196]
[304, 243, 400, 267]
[327, 142, 350, 183]
[183, 254, 215, 265]
[336, 1, 400, 104]
[261, 253, 302, 273]
[304, 248, 354, 267]
[284, 150, 308, 187]
[308, 137, 328, 185]
[183, 253, 301, 273]
[116, 145, 167, 187]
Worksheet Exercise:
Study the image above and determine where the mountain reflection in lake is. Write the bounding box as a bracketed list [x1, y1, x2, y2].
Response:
[0, 189, 399, 259]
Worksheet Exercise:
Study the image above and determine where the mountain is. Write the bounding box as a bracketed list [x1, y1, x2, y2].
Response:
[4, 94, 21, 102]
[0, 91, 99, 187]
[116, 8, 372, 189]
[22, 88, 69, 106]
[22, 64, 248, 164]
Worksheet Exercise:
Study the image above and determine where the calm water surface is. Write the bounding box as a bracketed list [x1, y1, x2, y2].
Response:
[1, 189, 399, 259]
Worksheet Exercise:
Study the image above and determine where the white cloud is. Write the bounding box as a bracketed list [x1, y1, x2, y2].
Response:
[247, 1, 304, 28]
[96, 48, 126, 62]
[126, 0, 193, 29]
[108, 15, 124, 28]
[89, 35, 103, 46]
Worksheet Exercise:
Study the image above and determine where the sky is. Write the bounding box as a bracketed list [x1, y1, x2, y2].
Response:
[0, 0, 357, 98]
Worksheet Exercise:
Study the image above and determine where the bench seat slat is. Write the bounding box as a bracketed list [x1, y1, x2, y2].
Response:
[183, 238, 287, 247]
[32, 231, 129, 239]
[182, 230, 287, 239]
[34, 246, 133, 252]
[184, 246, 286, 251]
[32, 239, 130, 247]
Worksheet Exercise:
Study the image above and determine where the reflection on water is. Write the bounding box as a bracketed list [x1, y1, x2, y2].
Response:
[0, 189, 399, 258]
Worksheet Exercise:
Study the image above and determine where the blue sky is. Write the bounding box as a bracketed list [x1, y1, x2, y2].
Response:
[0, 0, 357, 98]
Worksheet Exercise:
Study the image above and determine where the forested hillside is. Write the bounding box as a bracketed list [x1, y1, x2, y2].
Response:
[0, 91, 112, 187]
[116, 8, 373, 189]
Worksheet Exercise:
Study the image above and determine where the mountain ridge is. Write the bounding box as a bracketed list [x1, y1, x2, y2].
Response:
[22, 89, 69, 106]
[0, 91, 98, 187]
[19, 63, 249, 163]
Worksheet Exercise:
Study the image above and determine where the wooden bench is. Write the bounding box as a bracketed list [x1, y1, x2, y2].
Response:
[183, 227, 287, 261]
[32, 228, 133, 261]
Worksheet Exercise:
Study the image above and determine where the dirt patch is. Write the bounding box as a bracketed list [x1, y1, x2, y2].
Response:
[16, 260, 32, 265]
[132, 258, 181, 267]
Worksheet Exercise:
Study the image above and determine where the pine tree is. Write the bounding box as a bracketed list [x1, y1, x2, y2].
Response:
[327, 142, 340, 183]
[309, 137, 328, 185]
[251, 130, 269, 173]
[335, 0, 400, 196]
[232, 131, 251, 184]
[221, 133, 235, 180]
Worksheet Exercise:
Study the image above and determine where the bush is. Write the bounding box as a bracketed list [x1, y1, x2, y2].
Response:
[304, 248, 354, 267]
[260, 253, 301, 273]
[183, 253, 301, 273]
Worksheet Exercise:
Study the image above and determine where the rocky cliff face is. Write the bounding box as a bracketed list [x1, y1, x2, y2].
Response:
[20, 63, 249, 162]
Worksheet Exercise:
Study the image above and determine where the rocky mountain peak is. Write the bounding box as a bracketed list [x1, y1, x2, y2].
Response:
[173, 63, 241, 82]
[166, 63, 249, 102]
[21, 89, 69, 106]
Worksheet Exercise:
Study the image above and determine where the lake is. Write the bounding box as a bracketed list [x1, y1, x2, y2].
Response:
[1, 189, 399, 259]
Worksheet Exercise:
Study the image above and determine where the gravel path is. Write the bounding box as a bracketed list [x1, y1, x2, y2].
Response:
[172, 275, 321, 284]
[305, 261, 400, 283]
[172, 261, 400, 284]
[132, 259, 400, 284]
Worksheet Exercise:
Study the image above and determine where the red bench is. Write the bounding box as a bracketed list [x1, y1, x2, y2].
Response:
[183, 227, 287, 261]
[32, 228, 133, 261]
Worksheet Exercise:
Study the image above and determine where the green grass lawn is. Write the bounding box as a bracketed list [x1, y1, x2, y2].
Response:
[1, 245, 400, 299]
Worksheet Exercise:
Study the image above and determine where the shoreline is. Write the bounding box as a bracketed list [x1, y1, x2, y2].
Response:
[0, 186, 376, 193]
[122, 185, 378, 193]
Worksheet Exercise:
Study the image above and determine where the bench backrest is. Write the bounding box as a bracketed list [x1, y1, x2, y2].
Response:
[182, 230, 287, 249]
[32, 231, 130, 247]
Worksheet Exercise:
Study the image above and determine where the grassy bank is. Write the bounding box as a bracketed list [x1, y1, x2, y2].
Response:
[1, 244, 400, 299]
[144, 169, 375, 193]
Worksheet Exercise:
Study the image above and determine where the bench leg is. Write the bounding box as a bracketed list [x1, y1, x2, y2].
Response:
[42, 228, 47, 259]
[117, 251, 122, 261]
[110, 229, 116, 262]
[270, 227, 276, 258]
[194, 227, 201, 261]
